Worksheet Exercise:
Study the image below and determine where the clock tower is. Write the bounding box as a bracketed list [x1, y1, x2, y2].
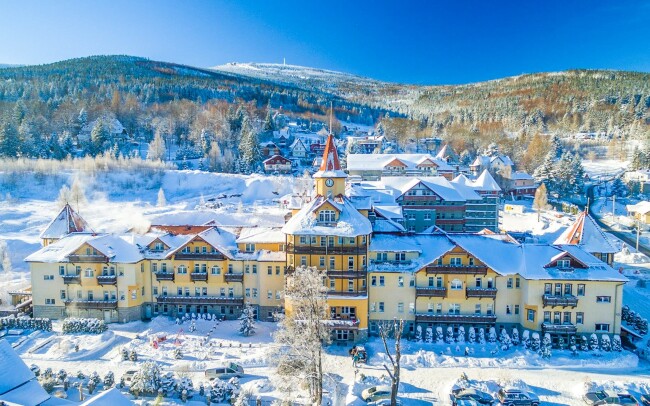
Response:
[314, 134, 347, 197]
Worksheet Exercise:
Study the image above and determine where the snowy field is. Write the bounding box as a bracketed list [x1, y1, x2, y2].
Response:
[582, 159, 629, 180]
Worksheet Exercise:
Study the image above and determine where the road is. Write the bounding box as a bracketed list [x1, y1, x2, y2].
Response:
[586, 184, 650, 257]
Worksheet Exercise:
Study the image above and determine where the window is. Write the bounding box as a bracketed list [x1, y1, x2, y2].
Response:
[194, 264, 200, 273]
[424, 212, 432, 220]
[514, 305, 520, 315]
[162, 287, 167, 296]
[379, 276, 385, 286]
[220, 288, 225, 296]
[329, 257, 335, 269]
[596, 296, 611, 303]
[177, 265, 187, 274]
[84, 268, 94, 277]
[267, 266, 272, 275]
[450, 257, 462, 266]
[245, 243, 255, 252]
[564, 284, 572, 295]
[161, 263, 167, 272]
[228, 288, 234, 297]
[595, 323, 610, 332]
[320, 237, 326, 247]
[60, 290, 66, 299]
[397, 276, 404, 287]
[268, 290, 273, 299]
[59, 266, 65, 276]
[246, 288, 251, 297]
[428, 277, 434, 287]
[544, 311, 551, 323]
[506, 305, 511, 314]
[245, 265, 250, 273]
[475, 304, 481, 315]
[577, 284, 585, 296]
[276, 266, 281, 275]
[576, 312, 584, 324]
[409, 278, 415, 287]
[475, 277, 482, 288]
[328, 236, 335, 247]
[554, 283, 562, 296]
[436, 303, 443, 314]
[301, 256, 307, 266]
[486, 278, 494, 289]
[195, 287, 201, 297]
[397, 302, 404, 313]
[507, 278, 513, 288]
[468, 257, 475, 266]
[44, 275, 54, 280]
[450, 279, 463, 290]
[45, 298, 55, 305]
[154, 242, 164, 251]
[319, 210, 336, 222]
[253, 288, 258, 298]
[348, 256, 354, 270]
[348, 279, 354, 292]
[211, 266, 221, 275]
[319, 256, 325, 267]
[527, 309, 535, 322]
[553, 312, 561, 324]
[557, 259, 571, 268]
[371, 276, 377, 286]
[409, 302, 415, 313]
[378, 302, 385, 313]
[486, 304, 493, 315]
[252, 265, 257, 274]
[449, 304, 460, 314]
[515, 278, 520, 288]
[395, 252, 406, 262]
[153, 287, 158, 296]
[563, 311, 572, 323]
[228, 264, 233, 273]
[299, 236, 306, 244]
[544, 283, 552, 295]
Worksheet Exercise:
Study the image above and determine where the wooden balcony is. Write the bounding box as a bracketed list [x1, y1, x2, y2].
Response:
[541, 322, 577, 334]
[327, 290, 368, 297]
[224, 273, 244, 283]
[64, 300, 117, 310]
[174, 253, 225, 261]
[62, 274, 81, 285]
[542, 295, 578, 308]
[466, 288, 497, 299]
[325, 319, 360, 331]
[154, 272, 175, 282]
[415, 313, 497, 324]
[96, 275, 117, 285]
[415, 287, 447, 298]
[156, 296, 244, 306]
[286, 244, 366, 255]
[67, 254, 107, 263]
[326, 270, 366, 279]
[190, 272, 208, 282]
[425, 265, 488, 275]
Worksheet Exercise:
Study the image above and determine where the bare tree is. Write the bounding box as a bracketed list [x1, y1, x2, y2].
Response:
[379, 319, 404, 405]
[533, 183, 550, 222]
[273, 266, 330, 405]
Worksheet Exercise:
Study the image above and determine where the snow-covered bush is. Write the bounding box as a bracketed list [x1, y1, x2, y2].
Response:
[457, 326, 466, 343]
[159, 372, 177, 396]
[177, 377, 194, 399]
[530, 332, 540, 351]
[61, 318, 107, 334]
[558, 336, 565, 350]
[601, 335, 611, 352]
[129, 361, 161, 397]
[415, 325, 422, 342]
[103, 371, 114, 388]
[521, 330, 530, 349]
[174, 348, 183, 360]
[129, 349, 138, 361]
[540, 333, 552, 359]
[569, 335, 576, 349]
[0, 316, 52, 331]
[57, 369, 67, 383]
[425, 327, 433, 343]
[446, 326, 454, 344]
[239, 303, 256, 337]
[511, 328, 520, 346]
[435, 326, 443, 344]
[612, 335, 622, 352]
[581, 335, 589, 351]
[121, 347, 129, 361]
[38, 375, 57, 393]
[467, 327, 476, 344]
[478, 328, 486, 345]
[488, 327, 497, 343]
[207, 378, 239, 403]
[589, 334, 599, 351]
[500, 330, 512, 350]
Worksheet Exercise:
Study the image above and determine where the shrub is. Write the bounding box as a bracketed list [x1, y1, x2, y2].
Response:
[62, 318, 107, 334]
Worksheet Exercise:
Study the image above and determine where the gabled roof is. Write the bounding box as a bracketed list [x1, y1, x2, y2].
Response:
[25, 233, 143, 264]
[263, 154, 291, 164]
[313, 134, 347, 178]
[290, 138, 306, 150]
[0, 340, 51, 406]
[282, 195, 372, 237]
[435, 144, 459, 162]
[346, 153, 453, 172]
[168, 227, 237, 259]
[553, 210, 618, 254]
[80, 387, 132, 406]
[472, 170, 501, 192]
[627, 201, 650, 215]
[40, 203, 91, 239]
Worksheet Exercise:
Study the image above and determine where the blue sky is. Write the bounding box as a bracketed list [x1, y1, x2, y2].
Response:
[0, 0, 648, 84]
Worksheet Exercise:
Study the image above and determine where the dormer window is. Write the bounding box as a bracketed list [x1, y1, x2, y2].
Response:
[154, 242, 164, 251]
[245, 243, 255, 253]
[319, 210, 336, 222]
[182, 246, 190, 253]
[557, 259, 571, 269]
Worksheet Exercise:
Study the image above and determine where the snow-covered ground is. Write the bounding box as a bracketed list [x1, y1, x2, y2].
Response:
[582, 159, 629, 180]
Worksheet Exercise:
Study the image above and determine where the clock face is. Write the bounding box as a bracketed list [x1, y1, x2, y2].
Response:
[325, 179, 334, 187]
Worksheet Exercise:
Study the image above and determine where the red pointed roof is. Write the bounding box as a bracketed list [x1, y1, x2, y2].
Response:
[319, 134, 341, 171]
[40, 203, 92, 239]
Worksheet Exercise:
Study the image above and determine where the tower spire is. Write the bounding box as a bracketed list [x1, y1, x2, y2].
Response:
[329, 102, 333, 135]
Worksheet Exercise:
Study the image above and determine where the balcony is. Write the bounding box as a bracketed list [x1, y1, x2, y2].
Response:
[425, 265, 488, 275]
[542, 322, 577, 334]
[370, 259, 412, 266]
[415, 287, 447, 298]
[542, 295, 578, 308]
[174, 253, 225, 261]
[190, 272, 208, 282]
[67, 254, 107, 263]
[154, 272, 175, 282]
[156, 296, 244, 306]
[224, 273, 244, 283]
[466, 288, 497, 299]
[327, 290, 368, 297]
[325, 319, 360, 331]
[415, 313, 497, 324]
[96, 275, 117, 285]
[286, 244, 366, 255]
[62, 274, 81, 285]
[64, 300, 117, 310]
[327, 270, 366, 279]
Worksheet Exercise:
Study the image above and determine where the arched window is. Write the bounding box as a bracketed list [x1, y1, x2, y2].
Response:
[451, 279, 463, 290]
[84, 268, 94, 277]
[211, 266, 221, 275]
[177, 265, 187, 274]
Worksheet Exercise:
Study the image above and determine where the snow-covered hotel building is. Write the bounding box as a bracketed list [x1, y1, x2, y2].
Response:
[27, 135, 625, 346]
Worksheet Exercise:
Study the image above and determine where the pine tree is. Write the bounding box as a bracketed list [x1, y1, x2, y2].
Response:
[550, 135, 563, 159]
[0, 120, 20, 157]
[533, 151, 555, 190]
[238, 116, 261, 173]
[148, 130, 166, 161]
[263, 102, 275, 133]
[90, 118, 110, 155]
[630, 147, 643, 170]
[570, 153, 586, 195]
[540, 333, 552, 359]
[239, 302, 256, 337]
[533, 183, 549, 221]
[611, 177, 627, 197]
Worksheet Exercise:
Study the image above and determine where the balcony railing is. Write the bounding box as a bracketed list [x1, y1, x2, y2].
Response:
[415, 313, 497, 324]
[174, 253, 225, 261]
[156, 296, 244, 306]
[286, 244, 366, 255]
[541, 322, 577, 334]
[370, 259, 412, 266]
[325, 319, 360, 330]
[154, 272, 175, 282]
[415, 287, 447, 298]
[224, 273, 244, 283]
[67, 254, 107, 263]
[425, 265, 488, 275]
[64, 300, 117, 310]
[466, 288, 497, 299]
[96, 275, 117, 285]
[542, 295, 578, 308]
[326, 270, 366, 279]
[62, 274, 81, 284]
[327, 290, 368, 297]
[190, 272, 208, 282]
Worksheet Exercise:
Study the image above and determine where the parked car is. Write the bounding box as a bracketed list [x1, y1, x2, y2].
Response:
[350, 345, 367, 364]
[584, 390, 640, 406]
[361, 385, 392, 402]
[451, 388, 495, 406]
[497, 388, 540, 406]
[122, 370, 138, 382]
[205, 362, 244, 380]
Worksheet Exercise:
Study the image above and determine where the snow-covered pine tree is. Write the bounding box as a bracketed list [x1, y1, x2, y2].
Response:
[457, 326, 466, 343]
[533, 151, 556, 191]
[511, 328, 520, 346]
[272, 266, 329, 405]
[263, 102, 275, 133]
[425, 327, 433, 343]
[157, 188, 166, 207]
[415, 325, 422, 342]
[530, 332, 540, 351]
[174, 348, 182, 359]
[540, 333, 552, 359]
[589, 333, 599, 351]
[467, 327, 476, 344]
[612, 335, 622, 352]
[601, 335, 611, 351]
[90, 118, 110, 155]
[521, 330, 530, 349]
[238, 116, 261, 174]
[570, 153, 586, 195]
[103, 371, 114, 388]
[478, 328, 486, 345]
[0, 120, 19, 158]
[129, 361, 161, 397]
[148, 130, 166, 161]
[500, 330, 512, 350]
[446, 326, 454, 344]
[239, 302, 256, 337]
[550, 135, 563, 159]
[435, 327, 443, 344]
[488, 327, 497, 343]
[581, 335, 589, 351]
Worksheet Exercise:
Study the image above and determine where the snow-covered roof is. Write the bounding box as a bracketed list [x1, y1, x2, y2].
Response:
[471, 154, 513, 168]
[510, 171, 534, 180]
[40, 203, 92, 239]
[290, 138, 305, 149]
[374, 205, 403, 220]
[472, 170, 502, 192]
[372, 218, 405, 233]
[313, 134, 347, 178]
[80, 117, 125, 136]
[282, 195, 372, 237]
[346, 153, 453, 172]
[0, 340, 51, 406]
[236, 227, 286, 244]
[369, 234, 456, 272]
[80, 387, 132, 406]
[373, 176, 466, 202]
[553, 211, 619, 254]
[627, 201, 650, 215]
[435, 144, 459, 162]
[450, 176, 482, 200]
